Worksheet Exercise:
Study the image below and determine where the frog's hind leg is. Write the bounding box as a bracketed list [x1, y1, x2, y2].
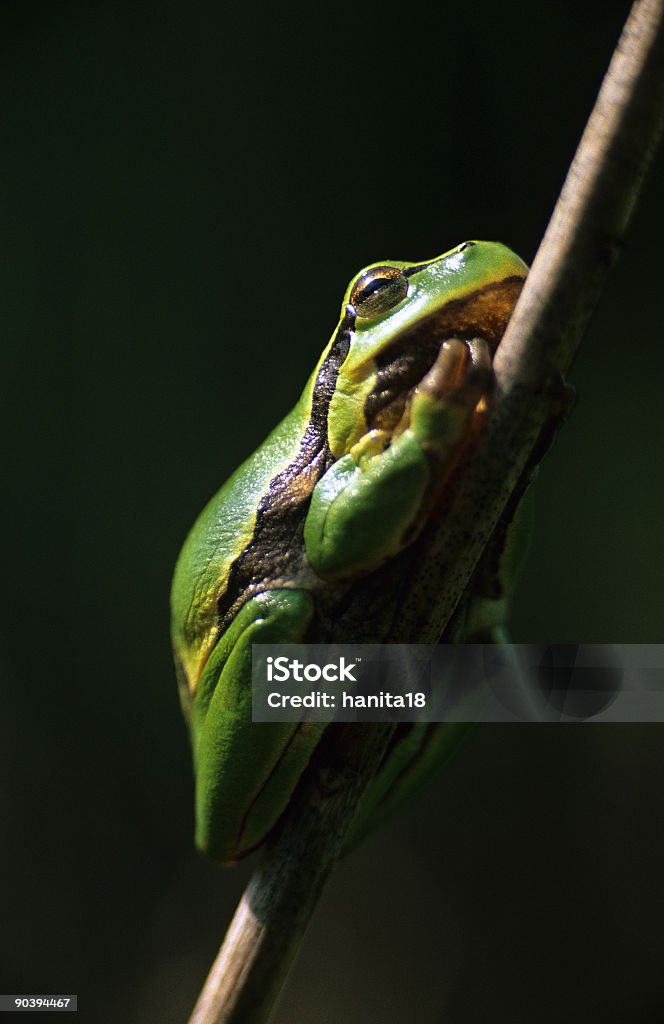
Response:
[192, 588, 325, 864]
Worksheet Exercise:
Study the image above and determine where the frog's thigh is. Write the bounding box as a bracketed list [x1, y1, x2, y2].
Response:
[304, 432, 431, 580]
[192, 588, 324, 863]
[344, 721, 472, 852]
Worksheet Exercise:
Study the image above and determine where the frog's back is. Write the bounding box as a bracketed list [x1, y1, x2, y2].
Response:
[170, 399, 309, 673]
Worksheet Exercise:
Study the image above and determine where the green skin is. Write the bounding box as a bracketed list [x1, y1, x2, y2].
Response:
[171, 240, 529, 865]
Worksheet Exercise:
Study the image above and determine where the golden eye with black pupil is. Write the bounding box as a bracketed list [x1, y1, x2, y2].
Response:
[349, 266, 409, 320]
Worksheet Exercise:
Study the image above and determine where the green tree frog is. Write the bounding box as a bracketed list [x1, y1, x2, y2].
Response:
[171, 240, 529, 865]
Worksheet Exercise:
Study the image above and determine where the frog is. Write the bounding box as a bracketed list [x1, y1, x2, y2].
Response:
[171, 240, 529, 864]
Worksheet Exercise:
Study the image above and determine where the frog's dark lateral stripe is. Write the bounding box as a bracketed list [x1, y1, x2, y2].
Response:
[214, 313, 355, 632]
[364, 275, 524, 432]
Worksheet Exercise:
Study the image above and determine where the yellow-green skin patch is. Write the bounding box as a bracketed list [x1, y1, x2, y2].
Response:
[171, 240, 529, 864]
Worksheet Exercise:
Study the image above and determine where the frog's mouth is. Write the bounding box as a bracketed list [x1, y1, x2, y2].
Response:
[363, 275, 524, 433]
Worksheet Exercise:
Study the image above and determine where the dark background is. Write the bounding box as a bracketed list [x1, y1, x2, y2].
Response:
[2, 2, 663, 1022]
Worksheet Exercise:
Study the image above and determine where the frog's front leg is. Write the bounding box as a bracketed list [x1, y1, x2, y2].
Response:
[192, 588, 325, 863]
[304, 338, 492, 581]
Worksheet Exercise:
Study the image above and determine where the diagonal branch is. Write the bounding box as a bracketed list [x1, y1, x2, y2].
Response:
[188, 3, 664, 1022]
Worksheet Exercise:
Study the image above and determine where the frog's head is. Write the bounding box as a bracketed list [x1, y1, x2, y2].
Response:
[325, 240, 527, 458]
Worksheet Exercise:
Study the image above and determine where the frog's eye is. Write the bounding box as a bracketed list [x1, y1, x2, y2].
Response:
[349, 266, 409, 320]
